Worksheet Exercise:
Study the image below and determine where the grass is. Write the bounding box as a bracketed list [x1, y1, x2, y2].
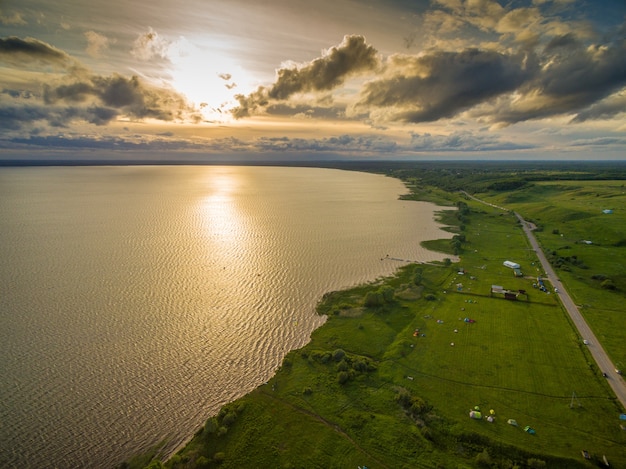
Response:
[128, 166, 626, 469]
[476, 180, 626, 371]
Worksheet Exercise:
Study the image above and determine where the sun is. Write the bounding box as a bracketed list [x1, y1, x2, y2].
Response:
[167, 37, 255, 122]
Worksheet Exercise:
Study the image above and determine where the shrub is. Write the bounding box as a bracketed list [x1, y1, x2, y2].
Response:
[333, 349, 346, 361]
[337, 371, 350, 384]
[221, 412, 237, 427]
[475, 449, 492, 467]
[204, 417, 218, 435]
[337, 360, 349, 372]
[364, 290, 384, 307]
[195, 456, 210, 468]
[380, 285, 395, 303]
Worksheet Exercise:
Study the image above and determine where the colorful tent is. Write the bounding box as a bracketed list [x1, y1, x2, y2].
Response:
[469, 411, 482, 419]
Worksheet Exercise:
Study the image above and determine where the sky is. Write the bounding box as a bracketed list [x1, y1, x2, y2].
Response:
[1, 0, 625, 161]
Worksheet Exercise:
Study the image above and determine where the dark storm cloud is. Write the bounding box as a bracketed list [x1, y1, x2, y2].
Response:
[0, 36, 73, 67]
[232, 35, 380, 118]
[42, 73, 201, 121]
[357, 48, 533, 123]
[571, 94, 626, 123]
[488, 33, 626, 125]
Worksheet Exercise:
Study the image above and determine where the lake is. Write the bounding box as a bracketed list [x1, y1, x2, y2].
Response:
[0, 165, 453, 468]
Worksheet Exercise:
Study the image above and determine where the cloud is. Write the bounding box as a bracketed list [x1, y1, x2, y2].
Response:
[356, 48, 532, 123]
[42, 73, 201, 121]
[232, 35, 380, 118]
[131, 28, 171, 61]
[409, 130, 532, 152]
[0, 9, 27, 26]
[484, 33, 626, 125]
[85, 31, 113, 58]
[571, 92, 626, 123]
[0, 36, 74, 68]
[1, 36, 201, 132]
[432, 0, 506, 32]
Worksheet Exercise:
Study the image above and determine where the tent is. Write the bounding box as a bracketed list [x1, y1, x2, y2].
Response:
[507, 419, 518, 426]
[469, 411, 482, 419]
[524, 426, 536, 434]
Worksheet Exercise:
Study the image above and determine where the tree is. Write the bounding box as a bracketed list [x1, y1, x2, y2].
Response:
[380, 285, 395, 303]
[364, 290, 383, 307]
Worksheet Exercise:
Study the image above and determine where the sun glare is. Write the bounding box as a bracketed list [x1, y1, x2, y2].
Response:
[168, 37, 254, 122]
[199, 168, 244, 245]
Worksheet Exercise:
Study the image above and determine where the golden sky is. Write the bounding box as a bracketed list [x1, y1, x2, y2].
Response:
[1, 0, 625, 161]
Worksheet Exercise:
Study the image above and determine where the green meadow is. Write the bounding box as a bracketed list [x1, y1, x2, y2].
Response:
[134, 164, 626, 469]
[476, 179, 626, 373]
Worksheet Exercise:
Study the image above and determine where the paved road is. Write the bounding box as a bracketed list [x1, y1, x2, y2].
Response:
[461, 191, 626, 410]
[514, 212, 626, 410]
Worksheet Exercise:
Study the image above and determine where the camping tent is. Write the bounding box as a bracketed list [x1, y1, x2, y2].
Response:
[507, 419, 518, 426]
[524, 426, 536, 434]
[469, 411, 482, 419]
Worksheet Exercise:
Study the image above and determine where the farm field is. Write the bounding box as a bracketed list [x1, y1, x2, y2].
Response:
[147, 168, 626, 469]
[475, 179, 626, 375]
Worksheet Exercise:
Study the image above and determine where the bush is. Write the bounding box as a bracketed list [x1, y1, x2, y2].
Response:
[337, 371, 350, 384]
[333, 349, 346, 361]
[204, 417, 218, 435]
[364, 290, 384, 307]
[195, 456, 210, 468]
[221, 412, 237, 427]
[380, 286, 395, 303]
[337, 360, 349, 372]
[475, 449, 492, 467]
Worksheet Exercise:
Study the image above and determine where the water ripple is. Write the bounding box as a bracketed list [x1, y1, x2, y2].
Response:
[0, 166, 453, 468]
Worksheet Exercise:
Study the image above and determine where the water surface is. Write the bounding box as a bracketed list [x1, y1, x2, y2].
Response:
[0, 165, 453, 468]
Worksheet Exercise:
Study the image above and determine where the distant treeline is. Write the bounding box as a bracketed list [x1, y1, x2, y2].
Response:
[329, 160, 626, 194]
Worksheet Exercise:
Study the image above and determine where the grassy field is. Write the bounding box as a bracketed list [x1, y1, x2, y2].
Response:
[475, 180, 626, 373]
[131, 165, 626, 469]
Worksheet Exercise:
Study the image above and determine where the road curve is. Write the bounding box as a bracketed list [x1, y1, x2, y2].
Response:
[461, 191, 626, 410]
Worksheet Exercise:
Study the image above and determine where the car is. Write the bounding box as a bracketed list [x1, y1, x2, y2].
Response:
[583, 340, 589, 345]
